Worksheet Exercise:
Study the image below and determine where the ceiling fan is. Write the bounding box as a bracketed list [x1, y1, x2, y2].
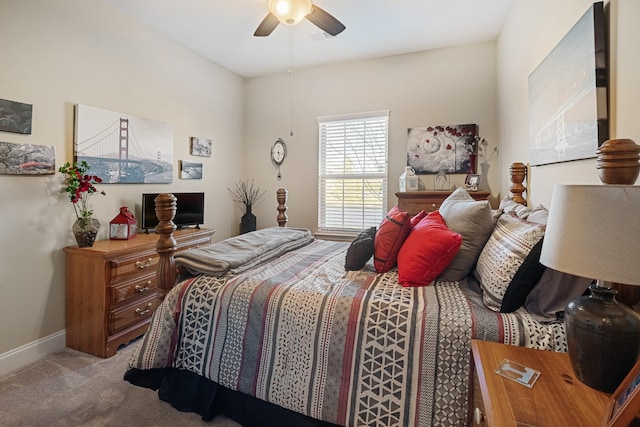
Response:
[254, 0, 346, 37]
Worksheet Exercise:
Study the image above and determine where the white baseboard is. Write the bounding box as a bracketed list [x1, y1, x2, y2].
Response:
[0, 330, 66, 377]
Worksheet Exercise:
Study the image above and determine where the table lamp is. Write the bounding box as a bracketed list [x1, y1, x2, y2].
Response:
[540, 184, 640, 393]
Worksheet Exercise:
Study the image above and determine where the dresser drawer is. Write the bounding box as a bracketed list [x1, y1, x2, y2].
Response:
[110, 274, 157, 307]
[109, 252, 158, 284]
[109, 294, 159, 335]
[175, 236, 211, 252]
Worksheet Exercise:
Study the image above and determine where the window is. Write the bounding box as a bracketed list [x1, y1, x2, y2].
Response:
[318, 110, 389, 233]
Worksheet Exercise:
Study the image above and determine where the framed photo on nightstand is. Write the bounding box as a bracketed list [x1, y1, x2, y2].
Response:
[603, 358, 640, 427]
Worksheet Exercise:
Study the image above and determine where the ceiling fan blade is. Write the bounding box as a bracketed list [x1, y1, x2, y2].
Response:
[254, 13, 280, 37]
[306, 4, 345, 36]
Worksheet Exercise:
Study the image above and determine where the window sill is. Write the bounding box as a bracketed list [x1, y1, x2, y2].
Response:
[314, 231, 358, 242]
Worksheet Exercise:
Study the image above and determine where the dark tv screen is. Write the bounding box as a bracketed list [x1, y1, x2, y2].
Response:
[141, 192, 204, 231]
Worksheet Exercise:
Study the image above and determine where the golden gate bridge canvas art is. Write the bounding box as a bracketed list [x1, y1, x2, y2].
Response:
[74, 104, 174, 183]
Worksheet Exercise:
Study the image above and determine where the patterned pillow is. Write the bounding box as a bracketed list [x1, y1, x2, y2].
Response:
[499, 196, 532, 219]
[373, 206, 411, 273]
[474, 212, 545, 311]
[499, 238, 546, 312]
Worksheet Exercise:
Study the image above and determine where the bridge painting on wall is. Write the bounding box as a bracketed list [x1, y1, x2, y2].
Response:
[528, 2, 608, 166]
[74, 104, 174, 183]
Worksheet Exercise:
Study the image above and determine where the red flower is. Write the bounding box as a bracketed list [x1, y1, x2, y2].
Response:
[58, 161, 106, 220]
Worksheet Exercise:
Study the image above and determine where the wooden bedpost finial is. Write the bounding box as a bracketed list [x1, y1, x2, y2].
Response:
[277, 188, 288, 227]
[155, 193, 177, 300]
[509, 162, 527, 206]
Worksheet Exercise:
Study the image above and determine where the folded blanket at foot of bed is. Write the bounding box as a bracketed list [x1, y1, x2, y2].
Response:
[174, 226, 314, 276]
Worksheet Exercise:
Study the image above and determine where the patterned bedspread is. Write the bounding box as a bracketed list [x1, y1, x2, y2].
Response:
[127, 239, 565, 427]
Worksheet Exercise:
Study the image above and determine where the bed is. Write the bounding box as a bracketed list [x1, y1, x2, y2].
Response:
[125, 164, 579, 427]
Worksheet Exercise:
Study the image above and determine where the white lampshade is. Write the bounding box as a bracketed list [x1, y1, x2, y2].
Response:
[268, 0, 312, 25]
[540, 184, 640, 286]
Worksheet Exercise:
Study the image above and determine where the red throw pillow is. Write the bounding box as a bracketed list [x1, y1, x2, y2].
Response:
[410, 210, 428, 226]
[374, 206, 411, 273]
[397, 211, 462, 287]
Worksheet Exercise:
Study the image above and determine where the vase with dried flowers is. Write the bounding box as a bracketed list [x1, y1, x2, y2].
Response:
[228, 179, 266, 234]
[59, 160, 106, 247]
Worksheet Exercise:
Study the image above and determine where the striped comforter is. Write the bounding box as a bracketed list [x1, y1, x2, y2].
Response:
[127, 239, 565, 426]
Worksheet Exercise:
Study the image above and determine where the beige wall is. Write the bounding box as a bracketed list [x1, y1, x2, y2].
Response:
[2, 0, 638, 367]
[244, 42, 500, 231]
[0, 0, 245, 356]
[497, 0, 639, 207]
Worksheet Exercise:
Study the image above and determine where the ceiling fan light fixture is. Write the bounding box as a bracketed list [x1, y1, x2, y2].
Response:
[268, 0, 312, 26]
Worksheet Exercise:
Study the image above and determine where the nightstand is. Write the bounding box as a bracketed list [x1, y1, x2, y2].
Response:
[471, 339, 610, 426]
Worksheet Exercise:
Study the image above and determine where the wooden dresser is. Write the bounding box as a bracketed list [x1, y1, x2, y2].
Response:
[64, 227, 215, 358]
[471, 339, 610, 426]
[395, 190, 490, 215]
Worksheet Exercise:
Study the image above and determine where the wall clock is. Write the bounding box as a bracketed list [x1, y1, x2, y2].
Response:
[271, 138, 287, 180]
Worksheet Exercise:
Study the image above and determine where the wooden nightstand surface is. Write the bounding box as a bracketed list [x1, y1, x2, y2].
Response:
[471, 339, 610, 427]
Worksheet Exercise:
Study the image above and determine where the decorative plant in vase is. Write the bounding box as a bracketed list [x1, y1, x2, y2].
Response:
[59, 160, 106, 247]
[228, 179, 266, 234]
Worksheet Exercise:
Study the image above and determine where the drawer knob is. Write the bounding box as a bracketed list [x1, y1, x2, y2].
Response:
[473, 407, 485, 425]
[135, 258, 153, 269]
[135, 281, 151, 293]
[135, 302, 153, 316]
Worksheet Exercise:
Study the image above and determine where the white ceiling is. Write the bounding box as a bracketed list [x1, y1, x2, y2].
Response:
[105, 0, 514, 79]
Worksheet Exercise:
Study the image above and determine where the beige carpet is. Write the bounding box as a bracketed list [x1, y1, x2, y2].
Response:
[0, 342, 241, 427]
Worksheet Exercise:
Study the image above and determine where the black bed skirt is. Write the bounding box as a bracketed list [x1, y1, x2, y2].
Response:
[124, 368, 341, 427]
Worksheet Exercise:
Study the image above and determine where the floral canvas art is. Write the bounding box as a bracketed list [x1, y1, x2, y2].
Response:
[407, 124, 478, 174]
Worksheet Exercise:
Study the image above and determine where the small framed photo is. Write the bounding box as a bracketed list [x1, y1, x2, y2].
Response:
[466, 174, 480, 190]
[190, 137, 212, 157]
[179, 160, 202, 179]
[603, 358, 640, 427]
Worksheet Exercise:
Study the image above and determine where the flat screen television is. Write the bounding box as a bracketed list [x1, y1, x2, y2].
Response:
[141, 192, 204, 231]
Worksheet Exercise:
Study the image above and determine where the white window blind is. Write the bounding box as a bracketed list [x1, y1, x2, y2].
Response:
[318, 111, 388, 232]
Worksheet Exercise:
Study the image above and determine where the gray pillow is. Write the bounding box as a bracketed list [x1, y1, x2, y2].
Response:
[438, 188, 495, 281]
[525, 269, 592, 322]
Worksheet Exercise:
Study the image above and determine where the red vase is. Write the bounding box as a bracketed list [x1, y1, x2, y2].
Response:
[465, 153, 478, 186]
[468, 153, 477, 174]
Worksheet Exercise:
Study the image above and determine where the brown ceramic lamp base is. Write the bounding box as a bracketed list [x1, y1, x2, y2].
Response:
[596, 138, 640, 185]
[565, 283, 640, 393]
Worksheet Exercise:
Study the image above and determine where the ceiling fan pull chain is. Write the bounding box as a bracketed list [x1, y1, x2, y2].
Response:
[289, 26, 294, 137]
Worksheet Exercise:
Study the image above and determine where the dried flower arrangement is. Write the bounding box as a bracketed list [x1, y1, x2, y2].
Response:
[228, 179, 266, 211]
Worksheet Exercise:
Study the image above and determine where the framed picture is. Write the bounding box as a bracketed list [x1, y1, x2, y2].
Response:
[528, 2, 608, 166]
[179, 160, 202, 179]
[74, 104, 174, 184]
[0, 98, 32, 134]
[466, 174, 480, 187]
[0, 141, 55, 175]
[190, 137, 212, 157]
[602, 358, 640, 427]
[407, 124, 477, 174]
